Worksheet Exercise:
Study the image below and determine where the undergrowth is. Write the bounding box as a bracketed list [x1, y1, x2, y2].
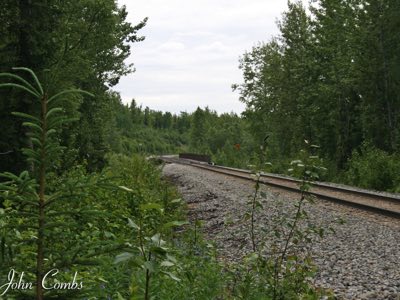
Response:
[341, 143, 400, 192]
[0, 68, 335, 299]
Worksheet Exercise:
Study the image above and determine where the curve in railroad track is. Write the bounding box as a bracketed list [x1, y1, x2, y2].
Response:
[160, 155, 400, 219]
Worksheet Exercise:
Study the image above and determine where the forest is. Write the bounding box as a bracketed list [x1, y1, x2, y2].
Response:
[0, 0, 399, 299]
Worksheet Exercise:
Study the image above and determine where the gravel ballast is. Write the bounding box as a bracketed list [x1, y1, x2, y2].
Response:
[162, 163, 400, 300]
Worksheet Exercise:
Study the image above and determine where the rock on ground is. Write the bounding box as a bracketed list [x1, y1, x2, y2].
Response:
[163, 163, 400, 300]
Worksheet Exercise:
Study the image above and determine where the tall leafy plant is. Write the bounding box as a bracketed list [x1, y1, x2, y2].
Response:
[0, 68, 93, 300]
[232, 142, 332, 299]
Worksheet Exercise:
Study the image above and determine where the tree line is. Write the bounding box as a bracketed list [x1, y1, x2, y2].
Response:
[234, 0, 400, 191]
[0, 1, 249, 174]
[1, 0, 398, 190]
[111, 101, 252, 167]
[0, 0, 398, 298]
[0, 0, 146, 172]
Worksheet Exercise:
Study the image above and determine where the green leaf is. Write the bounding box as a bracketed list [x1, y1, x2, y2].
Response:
[140, 203, 163, 212]
[104, 231, 115, 238]
[26, 157, 41, 166]
[22, 122, 42, 132]
[118, 186, 134, 193]
[161, 271, 181, 282]
[150, 233, 161, 244]
[98, 277, 109, 283]
[0, 83, 40, 98]
[0, 72, 40, 95]
[242, 212, 251, 221]
[30, 137, 42, 147]
[12, 67, 44, 95]
[255, 200, 263, 209]
[0, 171, 18, 180]
[170, 198, 182, 204]
[12, 112, 41, 123]
[163, 220, 189, 229]
[127, 218, 140, 230]
[21, 148, 40, 160]
[160, 260, 174, 267]
[166, 254, 177, 263]
[150, 246, 168, 256]
[46, 129, 57, 137]
[244, 252, 259, 262]
[143, 260, 155, 272]
[114, 252, 134, 264]
[48, 89, 94, 103]
[45, 107, 63, 119]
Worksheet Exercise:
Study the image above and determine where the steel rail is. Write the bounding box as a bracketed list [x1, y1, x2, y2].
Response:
[161, 156, 400, 219]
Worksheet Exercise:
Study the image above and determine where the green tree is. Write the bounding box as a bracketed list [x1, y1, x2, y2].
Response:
[357, 0, 400, 152]
[190, 107, 206, 151]
[0, 0, 147, 172]
[310, 0, 363, 167]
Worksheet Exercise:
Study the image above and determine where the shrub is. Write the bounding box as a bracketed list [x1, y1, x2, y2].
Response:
[344, 144, 400, 192]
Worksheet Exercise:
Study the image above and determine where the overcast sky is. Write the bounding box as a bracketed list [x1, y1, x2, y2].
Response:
[115, 0, 297, 114]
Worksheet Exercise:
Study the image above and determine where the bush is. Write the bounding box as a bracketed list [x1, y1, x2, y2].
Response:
[344, 144, 400, 192]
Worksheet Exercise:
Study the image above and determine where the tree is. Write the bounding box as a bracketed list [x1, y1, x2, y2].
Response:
[190, 107, 206, 151]
[277, 0, 314, 154]
[357, 0, 400, 152]
[0, 0, 147, 172]
[310, 0, 363, 167]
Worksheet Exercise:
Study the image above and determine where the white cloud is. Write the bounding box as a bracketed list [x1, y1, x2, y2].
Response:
[115, 0, 306, 114]
[158, 41, 186, 51]
[195, 41, 230, 53]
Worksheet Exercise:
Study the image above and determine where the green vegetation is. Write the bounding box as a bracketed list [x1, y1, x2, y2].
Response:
[0, 68, 331, 299]
[233, 0, 400, 191]
[343, 144, 400, 192]
[0, 0, 147, 173]
[0, 69, 222, 299]
[1, 0, 398, 189]
[0, 0, 399, 299]
[230, 142, 332, 300]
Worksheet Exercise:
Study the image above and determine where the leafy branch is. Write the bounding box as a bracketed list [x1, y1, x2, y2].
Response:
[0, 67, 93, 300]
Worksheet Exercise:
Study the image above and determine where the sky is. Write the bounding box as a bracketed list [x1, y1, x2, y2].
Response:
[114, 0, 296, 114]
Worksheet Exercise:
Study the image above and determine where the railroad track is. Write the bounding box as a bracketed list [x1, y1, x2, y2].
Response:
[161, 155, 400, 219]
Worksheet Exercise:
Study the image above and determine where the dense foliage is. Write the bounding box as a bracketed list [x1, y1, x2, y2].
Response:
[0, 69, 225, 298]
[233, 0, 400, 191]
[0, 70, 328, 298]
[0, 0, 399, 298]
[110, 1, 400, 190]
[111, 102, 255, 168]
[0, 71, 329, 298]
[0, 0, 146, 172]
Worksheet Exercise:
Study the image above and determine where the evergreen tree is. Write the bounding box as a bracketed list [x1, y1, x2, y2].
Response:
[190, 107, 206, 152]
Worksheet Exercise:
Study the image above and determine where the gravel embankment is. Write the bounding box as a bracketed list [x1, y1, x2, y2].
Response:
[162, 163, 400, 300]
